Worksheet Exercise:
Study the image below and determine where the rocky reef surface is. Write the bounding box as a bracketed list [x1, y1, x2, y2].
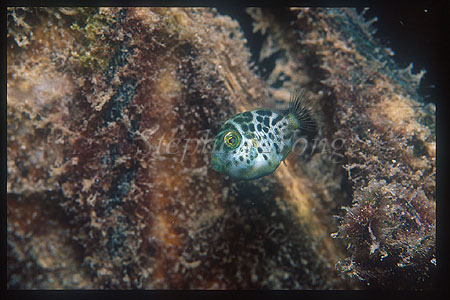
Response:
[7, 7, 435, 289]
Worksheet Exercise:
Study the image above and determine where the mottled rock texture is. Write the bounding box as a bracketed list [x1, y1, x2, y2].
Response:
[7, 7, 435, 289]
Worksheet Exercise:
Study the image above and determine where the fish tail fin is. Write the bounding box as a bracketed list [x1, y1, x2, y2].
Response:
[288, 88, 317, 133]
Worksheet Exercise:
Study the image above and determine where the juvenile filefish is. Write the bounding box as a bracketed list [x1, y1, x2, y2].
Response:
[210, 89, 314, 180]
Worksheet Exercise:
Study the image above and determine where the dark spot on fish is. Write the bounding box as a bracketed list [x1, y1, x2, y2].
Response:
[257, 110, 272, 117]
[263, 127, 269, 133]
[263, 117, 270, 127]
[249, 123, 255, 132]
[234, 117, 245, 124]
[243, 112, 253, 118]
[275, 128, 279, 135]
[263, 154, 268, 160]
[257, 123, 262, 131]
[272, 115, 283, 126]
[269, 133, 274, 140]
[232, 150, 236, 154]
[274, 143, 280, 154]
[256, 116, 263, 123]
[257, 147, 263, 153]
[220, 123, 239, 134]
[233, 160, 239, 166]
[239, 156, 243, 161]
[246, 159, 250, 164]
[241, 123, 248, 132]
[244, 141, 248, 147]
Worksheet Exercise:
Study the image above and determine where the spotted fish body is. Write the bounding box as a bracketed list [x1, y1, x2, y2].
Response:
[211, 89, 312, 180]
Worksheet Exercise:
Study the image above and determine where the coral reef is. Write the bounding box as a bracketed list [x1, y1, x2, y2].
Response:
[7, 7, 435, 290]
[273, 8, 436, 289]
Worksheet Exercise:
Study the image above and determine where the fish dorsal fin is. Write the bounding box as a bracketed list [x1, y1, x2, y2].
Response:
[288, 88, 317, 133]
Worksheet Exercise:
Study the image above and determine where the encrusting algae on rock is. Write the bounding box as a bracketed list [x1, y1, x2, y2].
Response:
[7, 7, 435, 289]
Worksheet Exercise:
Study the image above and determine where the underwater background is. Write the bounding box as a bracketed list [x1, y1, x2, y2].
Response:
[7, 7, 438, 289]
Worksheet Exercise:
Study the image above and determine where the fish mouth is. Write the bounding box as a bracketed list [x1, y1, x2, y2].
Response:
[210, 155, 222, 172]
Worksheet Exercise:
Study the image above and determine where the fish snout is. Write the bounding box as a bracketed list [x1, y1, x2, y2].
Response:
[210, 154, 222, 172]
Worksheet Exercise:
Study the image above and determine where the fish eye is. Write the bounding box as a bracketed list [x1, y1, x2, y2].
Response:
[224, 131, 240, 149]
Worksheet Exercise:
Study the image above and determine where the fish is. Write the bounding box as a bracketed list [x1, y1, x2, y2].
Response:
[210, 88, 315, 180]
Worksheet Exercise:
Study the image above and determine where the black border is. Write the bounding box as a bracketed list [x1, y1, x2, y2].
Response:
[3, 0, 449, 298]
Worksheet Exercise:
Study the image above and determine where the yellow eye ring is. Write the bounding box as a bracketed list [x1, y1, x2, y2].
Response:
[224, 131, 240, 149]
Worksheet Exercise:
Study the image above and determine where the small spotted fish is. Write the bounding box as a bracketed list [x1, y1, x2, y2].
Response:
[210, 89, 315, 180]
